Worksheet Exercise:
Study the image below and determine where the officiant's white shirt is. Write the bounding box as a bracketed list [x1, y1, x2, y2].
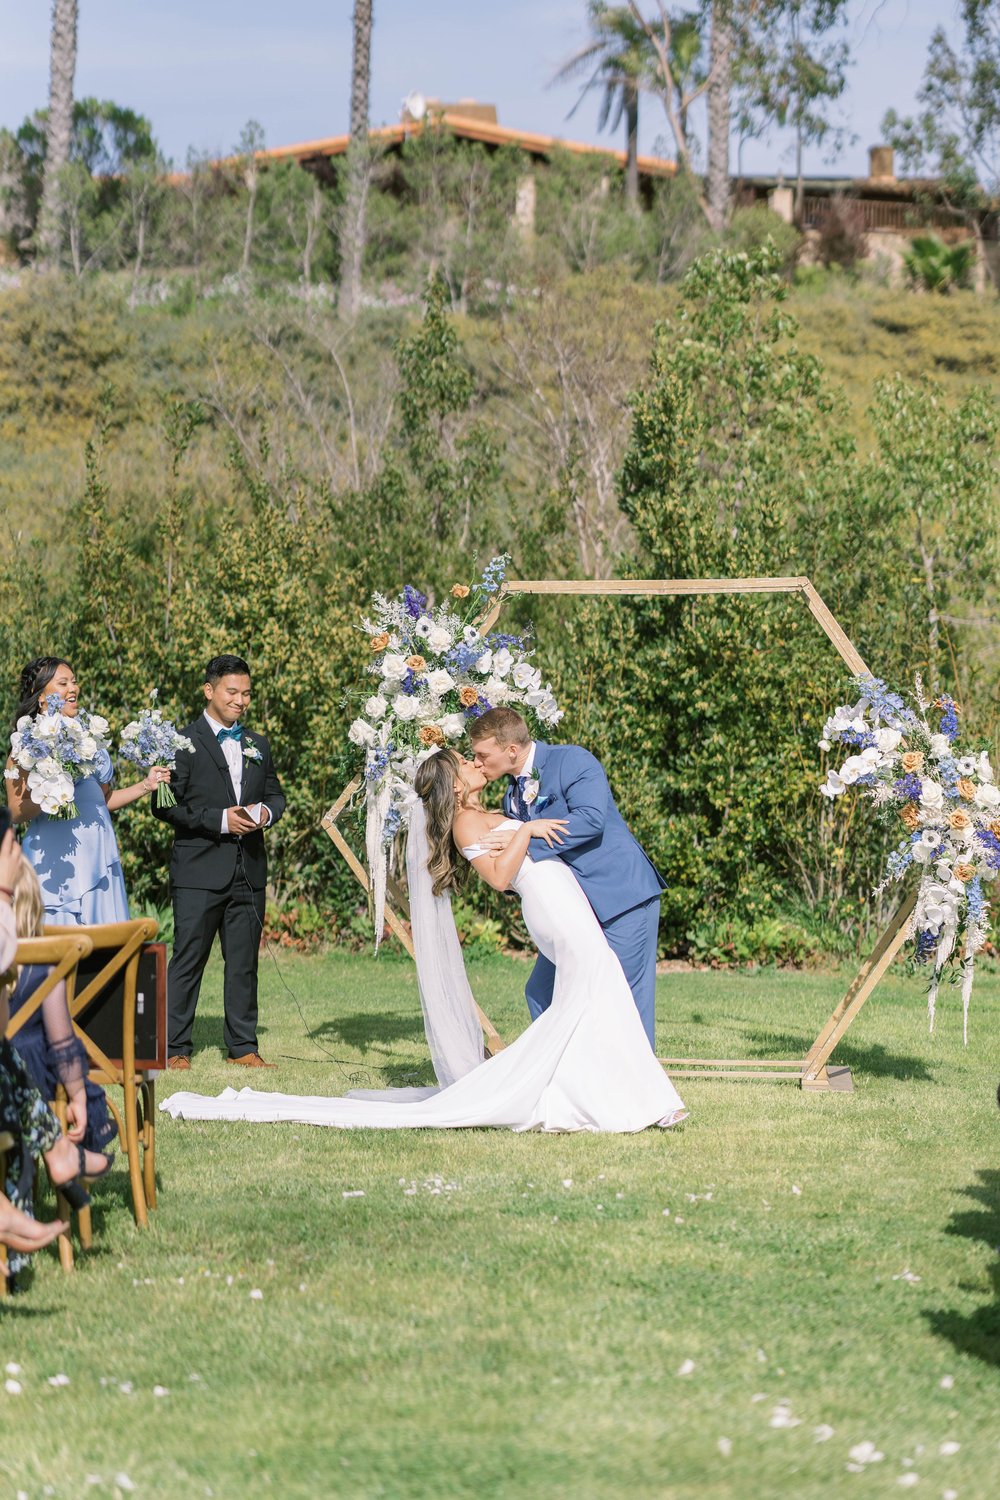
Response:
[203, 709, 271, 834]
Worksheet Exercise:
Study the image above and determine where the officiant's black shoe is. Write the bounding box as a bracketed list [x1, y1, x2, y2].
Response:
[226, 1052, 276, 1069]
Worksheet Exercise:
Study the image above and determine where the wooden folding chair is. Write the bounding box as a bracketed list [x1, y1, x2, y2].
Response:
[46, 919, 161, 1229]
[5, 932, 95, 1272]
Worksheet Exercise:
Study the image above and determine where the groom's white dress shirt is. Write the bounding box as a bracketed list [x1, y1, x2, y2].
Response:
[203, 710, 271, 834]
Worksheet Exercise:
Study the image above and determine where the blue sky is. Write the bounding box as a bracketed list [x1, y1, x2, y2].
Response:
[1, 1, 949, 178]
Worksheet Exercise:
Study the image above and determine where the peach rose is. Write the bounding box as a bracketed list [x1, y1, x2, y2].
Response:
[948, 809, 972, 831]
[953, 863, 975, 882]
[451, 584, 470, 598]
[459, 686, 480, 708]
[419, 724, 445, 747]
[406, 654, 427, 672]
[957, 777, 976, 801]
[900, 751, 924, 774]
[990, 819, 1000, 838]
[900, 803, 922, 831]
[370, 632, 390, 652]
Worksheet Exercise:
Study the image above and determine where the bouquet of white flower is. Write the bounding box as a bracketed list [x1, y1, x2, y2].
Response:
[348, 555, 562, 947]
[119, 692, 194, 807]
[5, 696, 113, 819]
[819, 675, 998, 1038]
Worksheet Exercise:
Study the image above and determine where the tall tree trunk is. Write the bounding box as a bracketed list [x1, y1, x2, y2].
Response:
[38, 0, 78, 267]
[339, 0, 373, 320]
[624, 81, 639, 208]
[706, 1, 732, 234]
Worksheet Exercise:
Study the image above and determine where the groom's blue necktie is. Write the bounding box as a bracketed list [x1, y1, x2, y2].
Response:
[510, 775, 529, 820]
[217, 723, 243, 743]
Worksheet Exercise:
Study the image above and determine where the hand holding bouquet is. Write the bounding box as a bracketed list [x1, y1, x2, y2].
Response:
[119, 693, 194, 807]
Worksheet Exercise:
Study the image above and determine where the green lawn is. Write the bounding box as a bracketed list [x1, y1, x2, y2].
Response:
[2, 949, 999, 1500]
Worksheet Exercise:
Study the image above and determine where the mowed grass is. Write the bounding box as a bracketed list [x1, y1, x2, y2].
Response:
[2, 948, 999, 1500]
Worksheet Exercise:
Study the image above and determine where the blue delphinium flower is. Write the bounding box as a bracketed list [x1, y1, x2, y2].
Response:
[402, 585, 427, 619]
[913, 927, 938, 965]
[479, 555, 509, 595]
[974, 828, 1000, 871]
[893, 773, 923, 801]
[966, 876, 986, 923]
[937, 697, 960, 742]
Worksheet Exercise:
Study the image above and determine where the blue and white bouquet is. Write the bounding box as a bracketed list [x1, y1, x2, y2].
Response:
[119, 692, 194, 808]
[348, 555, 562, 947]
[819, 674, 998, 1038]
[5, 697, 113, 819]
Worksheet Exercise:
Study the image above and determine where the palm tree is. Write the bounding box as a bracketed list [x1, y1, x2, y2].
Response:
[38, 0, 78, 266]
[553, 3, 654, 205]
[339, 0, 373, 319]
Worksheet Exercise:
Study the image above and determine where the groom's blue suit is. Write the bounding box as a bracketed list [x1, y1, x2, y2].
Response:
[503, 741, 665, 1049]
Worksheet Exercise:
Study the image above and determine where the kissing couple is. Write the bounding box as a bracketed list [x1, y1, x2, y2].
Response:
[163, 707, 687, 1134]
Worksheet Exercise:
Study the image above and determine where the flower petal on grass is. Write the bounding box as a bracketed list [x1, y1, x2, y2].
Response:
[4, 1379, 22, 1395]
[717, 1438, 732, 1457]
[814, 1425, 835, 1443]
[676, 1359, 696, 1377]
[938, 1441, 960, 1456]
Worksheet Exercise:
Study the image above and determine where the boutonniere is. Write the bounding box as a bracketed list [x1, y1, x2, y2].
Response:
[522, 772, 540, 805]
[243, 743, 263, 764]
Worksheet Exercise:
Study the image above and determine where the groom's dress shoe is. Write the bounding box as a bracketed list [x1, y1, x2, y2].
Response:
[166, 1056, 191, 1071]
[226, 1053, 276, 1069]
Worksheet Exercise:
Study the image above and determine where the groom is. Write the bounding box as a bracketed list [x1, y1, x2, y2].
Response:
[154, 654, 285, 1070]
[470, 707, 665, 1050]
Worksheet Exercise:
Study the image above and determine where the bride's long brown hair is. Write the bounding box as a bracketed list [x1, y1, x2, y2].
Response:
[414, 748, 471, 897]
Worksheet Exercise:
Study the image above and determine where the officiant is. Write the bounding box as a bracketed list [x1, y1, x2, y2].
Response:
[154, 654, 285, 1071]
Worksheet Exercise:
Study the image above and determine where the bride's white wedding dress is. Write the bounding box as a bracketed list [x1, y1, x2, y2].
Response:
[161, 821, 688, 1134]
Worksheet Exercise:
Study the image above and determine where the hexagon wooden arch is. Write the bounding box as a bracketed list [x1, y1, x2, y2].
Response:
[323, 576, 917, 1092]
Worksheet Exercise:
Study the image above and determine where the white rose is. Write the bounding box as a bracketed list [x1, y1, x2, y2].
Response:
[427, 626, 452, 653]
[16, 715, 31, 732]
[874, 728, 902, 754]
[919, 779, 944, 811]
[122, 721, 140, 741]
[977, 751, 995, 783]
[79, 736, 97, 760]
[440, 713, 466, 738]
[512, 662, 540, 691]
[88, 715, 109, 737]
[392, 694, 422, 722]
[426, 669, 455, 697]
[348, 719, 377, 747]
[381, 653, 409, 682]
[35, 717, 58, 740]
[928, 734, 951, 757]
[492, 648, 514, 679]
[974, 782, 1000, 809]
[475, 650, 493, 675]
[364, 694, 388, 720]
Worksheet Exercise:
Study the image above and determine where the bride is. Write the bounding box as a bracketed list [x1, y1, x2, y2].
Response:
[162, 749, 688, 1133]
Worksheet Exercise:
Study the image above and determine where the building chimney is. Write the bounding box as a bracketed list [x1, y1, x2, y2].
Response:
[868, 145, 895, 181]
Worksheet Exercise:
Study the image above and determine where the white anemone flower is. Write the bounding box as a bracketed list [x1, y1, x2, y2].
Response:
[956, 756, 977, 776]
[414, 616, 433, 639]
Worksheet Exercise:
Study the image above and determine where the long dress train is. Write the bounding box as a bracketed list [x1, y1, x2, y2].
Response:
[161, 825, 687, 1134]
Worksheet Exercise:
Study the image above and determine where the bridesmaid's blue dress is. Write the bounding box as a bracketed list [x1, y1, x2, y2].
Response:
[21, 747, 130, 925]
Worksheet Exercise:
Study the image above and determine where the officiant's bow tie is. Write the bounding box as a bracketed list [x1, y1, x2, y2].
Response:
[216, 723, 243, 743]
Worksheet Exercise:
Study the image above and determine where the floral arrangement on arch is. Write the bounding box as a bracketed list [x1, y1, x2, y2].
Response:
[819, 675, 999, 1039]
[348, 555, 562, 948]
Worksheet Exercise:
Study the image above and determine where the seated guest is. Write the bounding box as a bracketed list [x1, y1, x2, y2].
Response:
[6, 862, 116, 1172]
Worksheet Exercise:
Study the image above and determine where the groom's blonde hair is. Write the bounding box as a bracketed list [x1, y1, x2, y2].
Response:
[469, 707, 530, 748]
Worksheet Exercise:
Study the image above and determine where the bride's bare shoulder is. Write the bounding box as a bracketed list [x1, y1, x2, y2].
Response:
[452, 809, 486, 844]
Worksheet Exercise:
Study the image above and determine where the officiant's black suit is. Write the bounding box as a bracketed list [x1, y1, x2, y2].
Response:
[153, 716, 285, 1060]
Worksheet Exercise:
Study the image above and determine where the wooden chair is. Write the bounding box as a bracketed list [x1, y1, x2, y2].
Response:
[5, 932, 95, 1272]
[46, 918, 162, 1229]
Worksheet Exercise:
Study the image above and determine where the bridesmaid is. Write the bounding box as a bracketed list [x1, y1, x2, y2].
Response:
[5, 658, 171, 925]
